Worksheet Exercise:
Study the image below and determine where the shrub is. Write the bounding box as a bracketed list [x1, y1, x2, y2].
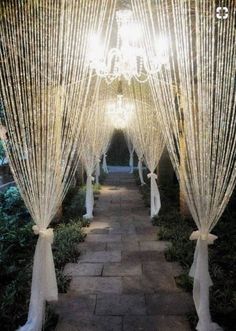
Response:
[62, 187, 86, 220]
[2, 186, 30, 221]
[0, 184, 88, 331]
[53, 220, 86, 270]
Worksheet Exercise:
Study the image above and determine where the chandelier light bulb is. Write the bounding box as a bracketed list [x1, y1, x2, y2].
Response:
[88, 9, 169, 84]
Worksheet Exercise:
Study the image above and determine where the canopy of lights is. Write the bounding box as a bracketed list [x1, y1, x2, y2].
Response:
[0, 1, 235, 331]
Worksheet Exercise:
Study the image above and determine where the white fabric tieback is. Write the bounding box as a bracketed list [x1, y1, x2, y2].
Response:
[88, 175, 95, 181]
[32, 225, 54, 244]
[104, 154, 107, 158]
[189, 229, 222, 331]
[147, 172, 157, 180]
[190, 230, 218, 244]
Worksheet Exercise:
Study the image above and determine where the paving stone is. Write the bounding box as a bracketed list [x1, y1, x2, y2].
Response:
[140, 241, 171, 252]
[55, 172, 194, 331]
[122, 266, 178, 293]
[85, 228, 110, 235]
[78, 242, 107, 252]
[142, 262, 178, 291]
[70, 277, 122, 294]
[80, 251, 121, 263]
[122, 277, 155, 294]
[123, 315, 191, 331]
[108, 228, 123, 235]
[53, 294, 96, 317]
[121, 251, 166, 263]
[88, 221, 112, 229]
[146, 292, 194, 315]
[135, 227, 158, 235]
[56, 321, 79, 331]
[56, 316, 122, 331]
[122, 233, 157, 241]
[103, 262, 142, 276]
[107, 241, 140, 251]
[86, 234, 121, 242]
[63, 263, 103, 277]
[96, 294, 146, 315]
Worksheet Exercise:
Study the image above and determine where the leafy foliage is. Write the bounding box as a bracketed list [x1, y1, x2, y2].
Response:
[62, 187, 86, 221]
[0, 184, 88, 331]
[53, 220, 86, 270]
[0, 139, 6, 165]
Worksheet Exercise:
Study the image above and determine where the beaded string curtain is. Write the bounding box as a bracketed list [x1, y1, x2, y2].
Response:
[81, 95, 114, 219]
[95, 110, 114, 184]
[127, 124, 146, 185]
[131, 0, 236, 330]
[130, 101, 165, 218]
[124, 129, 135, 173]
[0, 0, 116, 330]
[102, 140, 111, 173]
[101, 124, 114, 174]
[126, 82, 155, 186]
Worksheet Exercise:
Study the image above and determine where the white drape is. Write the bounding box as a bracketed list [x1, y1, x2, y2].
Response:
[124, 130, 135, 174]
[102, 153, 109, 173]
[138, 157, 145, 185]
[129, 148, 134, 174]
[128, 102, 165, 218]
[147, 172, 161, 218]
[189, 231, 219, 331]
[81, 90, 114, 218]
[83, 174, 95, 219]
[18, 227, 57, 331]
[131, 0, 235, 329]
[95, 159, 101, 185]
[0, 1, 117, 330]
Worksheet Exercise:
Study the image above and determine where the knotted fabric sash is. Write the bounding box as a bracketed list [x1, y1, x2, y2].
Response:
[83, 174, 95, 219]
[147, 172, 161, 218]
[18, 225, 57, 331]
[189, 230, 222, 331]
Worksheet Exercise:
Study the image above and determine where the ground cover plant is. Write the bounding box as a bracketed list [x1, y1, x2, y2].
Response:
[134, 170, 236, 331]
[0, 182, 93, 331]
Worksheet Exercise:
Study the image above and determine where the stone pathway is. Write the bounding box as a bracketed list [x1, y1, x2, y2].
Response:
[54, 173, 193, 331]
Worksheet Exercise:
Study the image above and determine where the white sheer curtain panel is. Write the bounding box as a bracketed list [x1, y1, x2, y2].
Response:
[0, 1, 117, 330]
[124, 130, 135, 174]
[132, 103, 165, 218]
[81, 96, 114, 219]
[132, 0, 236, 329]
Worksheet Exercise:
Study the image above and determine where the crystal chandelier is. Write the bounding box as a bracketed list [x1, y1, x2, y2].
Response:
[106, 81, 134, 128]
[88, 9, 169, 84]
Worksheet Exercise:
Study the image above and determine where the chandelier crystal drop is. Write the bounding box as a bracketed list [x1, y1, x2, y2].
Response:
[88, 9, 169, 84]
